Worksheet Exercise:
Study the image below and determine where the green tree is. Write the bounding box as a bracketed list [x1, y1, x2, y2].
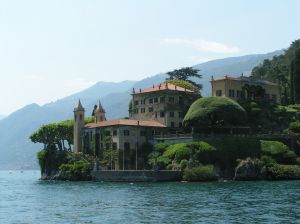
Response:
[183, 97, 247, 128]
[166, 67, 202, 90]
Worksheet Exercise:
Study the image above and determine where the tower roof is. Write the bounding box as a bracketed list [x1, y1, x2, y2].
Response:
[95, 100, 105, 113]
[74, 99, 85, 111]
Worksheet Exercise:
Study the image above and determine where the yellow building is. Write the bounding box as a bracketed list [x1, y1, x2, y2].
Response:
[210, 75, 280, 103]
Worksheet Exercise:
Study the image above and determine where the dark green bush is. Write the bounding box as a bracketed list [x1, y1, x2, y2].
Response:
[183, 165, 218, 181]
[58, 160, 92, 181]
[183, 97, 247, 128]
[289, 121, 300, 133]
[37, 148, 68, 176]
[187, 142, 216, 164]
[207, 137, 261, 170]
[266, 164, 300, 180]
[260, 140, 297, 163]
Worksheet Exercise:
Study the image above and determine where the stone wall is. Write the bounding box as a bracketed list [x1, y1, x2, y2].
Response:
[91, 170, 182, 182]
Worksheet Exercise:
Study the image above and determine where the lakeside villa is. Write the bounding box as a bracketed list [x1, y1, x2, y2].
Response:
[73, 75, 280, 170]
[211, 75, 280, 103]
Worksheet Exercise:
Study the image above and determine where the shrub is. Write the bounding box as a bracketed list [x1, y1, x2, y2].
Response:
[162, 143, 190, 161]
[207, 137, 261, 170]
[187, 142, 216, 164]
[180, 159, 188, 170]
[266, 164, 300, 180]
[148, 143, 170, 170]
[183, 97, 247, 128]
[260, 140, 297, 163]
[289, 121, 300, 133]
[183, 165, 218, 181]
[58, 160, 92, 181]
[37, 149, 68, 176]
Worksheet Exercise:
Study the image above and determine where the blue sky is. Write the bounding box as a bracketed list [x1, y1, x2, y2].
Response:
[0, 0, 300, 115]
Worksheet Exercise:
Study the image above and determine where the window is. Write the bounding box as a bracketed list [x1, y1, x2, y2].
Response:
[133, 109, 138, 114]
[229, 89, 235, 98]
[171, 122, 175, 127]
[149, 98, 153, 104]
[272, 94, 277, 102]
[134, 100, 139, 105]
[148, 107, 153, 112]
[124, 130, 130, 136]
[170, 111, 174, 117]
[155, 112, 158, 118]
[112, 143, 118, 150]
[179, 96, 184, 105]
[154, 97, 158, 103]
[179, 122, 183, 128]
[168, 97, 175, 103]
[179, 112, 184, 118]
[236, 90, 242, 98]
[105, 131, 111, 136]
[140, 99, 145, 104]
[216, 90, 222, 96]
[141, 108, 145, 113]
[79, 114, 83, 120]
[113, 130, 118, 136]
[160, 97, 165, 103]
[160, 111, 165, 117]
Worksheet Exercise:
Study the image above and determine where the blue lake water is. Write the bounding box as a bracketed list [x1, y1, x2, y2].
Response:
[0, 171, 300, 224]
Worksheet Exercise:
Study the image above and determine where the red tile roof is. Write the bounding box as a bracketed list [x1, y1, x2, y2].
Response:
[132, 82, 194, 95]
[85, 119, 166, 129]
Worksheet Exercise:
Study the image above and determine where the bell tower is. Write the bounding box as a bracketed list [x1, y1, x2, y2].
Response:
[73, 99, 85, 153]
[94, 100, 106, 123]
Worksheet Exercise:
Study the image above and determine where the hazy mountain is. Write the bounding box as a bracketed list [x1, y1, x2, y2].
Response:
[0, 50, 283, 169]
[0, 115, 5, 120]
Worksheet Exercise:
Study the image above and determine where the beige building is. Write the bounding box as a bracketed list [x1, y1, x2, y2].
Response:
[73, 82, 197, 170]
[210, 75, 280, 103]
[130, 82, 198, 130]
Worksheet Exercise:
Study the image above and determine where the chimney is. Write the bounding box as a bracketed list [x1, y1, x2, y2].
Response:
[137, 120, 140, 126]
[153, 84, 155, 88]
[132, 88, 135, 93]
[175, 85, 177, 90]
[139, 88, 142, 93]
[159, 84, 161, 89]
[165, 82, 168, 89]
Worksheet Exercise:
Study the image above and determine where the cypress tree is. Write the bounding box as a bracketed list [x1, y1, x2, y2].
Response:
[293, 49, 300, 103]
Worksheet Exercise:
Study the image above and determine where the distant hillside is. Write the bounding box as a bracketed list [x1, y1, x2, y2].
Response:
[0, 50, 283, 169]
[0, 115, 5, 120]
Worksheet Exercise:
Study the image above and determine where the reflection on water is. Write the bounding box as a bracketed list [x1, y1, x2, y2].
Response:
[0, 171, 300, 223]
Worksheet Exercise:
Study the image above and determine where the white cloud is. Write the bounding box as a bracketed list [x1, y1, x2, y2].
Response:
[162, 38, 240, 54]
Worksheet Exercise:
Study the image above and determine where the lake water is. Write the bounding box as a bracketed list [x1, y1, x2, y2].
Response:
[0, 171, 300, 224]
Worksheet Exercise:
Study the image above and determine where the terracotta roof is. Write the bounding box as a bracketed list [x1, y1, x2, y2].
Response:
[211, 75, 278, 86]
[85, 119, 166, 129]
[132, 82, 194, 95]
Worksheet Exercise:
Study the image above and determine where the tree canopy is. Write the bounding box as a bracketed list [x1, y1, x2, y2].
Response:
[183, 97, 247, 128]
[166, 79, 200, 93]
[166, 67, 202, 90]
[30, 117, 93, 151]
[251, 39, 300, 104]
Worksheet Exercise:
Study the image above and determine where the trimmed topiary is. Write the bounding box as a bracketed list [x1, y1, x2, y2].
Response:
[183, 97, 247, 128]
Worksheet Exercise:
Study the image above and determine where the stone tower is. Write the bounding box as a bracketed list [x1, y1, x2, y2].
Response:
[73, 100, 85, 153]
[94, 100, 106, 123]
